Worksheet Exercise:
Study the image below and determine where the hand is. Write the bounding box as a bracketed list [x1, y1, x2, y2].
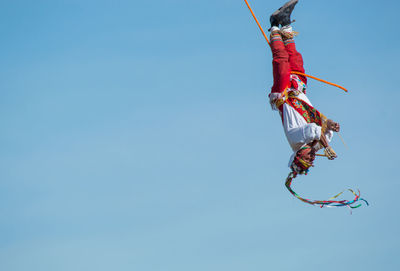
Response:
[324, 146, 337, 160]
[326, 119, 340, 132]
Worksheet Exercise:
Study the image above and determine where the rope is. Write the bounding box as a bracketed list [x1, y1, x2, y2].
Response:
[243, 0, 348, 93]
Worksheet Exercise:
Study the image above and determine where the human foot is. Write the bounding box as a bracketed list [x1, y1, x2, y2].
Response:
[269, 0, 298, 28]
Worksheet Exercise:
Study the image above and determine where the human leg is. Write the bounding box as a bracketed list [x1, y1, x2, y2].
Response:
[269, 0, 306, 84]
[270, 29, 291, 94]
[282, 27, 307, 84]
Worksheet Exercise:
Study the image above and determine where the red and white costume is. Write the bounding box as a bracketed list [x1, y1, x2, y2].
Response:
[267, 27, 333, 165]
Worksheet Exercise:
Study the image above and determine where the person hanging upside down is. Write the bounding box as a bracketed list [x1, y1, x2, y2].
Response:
[267, 0, 340, 175]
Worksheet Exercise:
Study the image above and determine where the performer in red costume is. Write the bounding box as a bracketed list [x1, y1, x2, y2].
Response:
[267, 0, 340, 174]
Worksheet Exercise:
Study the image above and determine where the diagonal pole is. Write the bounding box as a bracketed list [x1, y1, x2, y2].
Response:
[291, 71, 348, 92]
[243, 0, 270, 47]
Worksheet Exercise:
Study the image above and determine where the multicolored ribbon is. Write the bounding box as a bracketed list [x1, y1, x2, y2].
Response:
[285, 172, 369, 211]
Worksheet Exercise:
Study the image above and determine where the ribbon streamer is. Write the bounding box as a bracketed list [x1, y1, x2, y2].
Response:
[285, 172, 369, 211]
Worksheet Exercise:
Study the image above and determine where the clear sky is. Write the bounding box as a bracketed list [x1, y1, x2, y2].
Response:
[1, 0, 399, 270]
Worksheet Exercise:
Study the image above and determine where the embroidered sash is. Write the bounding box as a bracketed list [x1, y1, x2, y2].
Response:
[286, 97, 323, 125]
[277, 75, 324, 125]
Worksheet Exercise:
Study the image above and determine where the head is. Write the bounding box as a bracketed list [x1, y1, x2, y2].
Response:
[291, 145, 316, 174]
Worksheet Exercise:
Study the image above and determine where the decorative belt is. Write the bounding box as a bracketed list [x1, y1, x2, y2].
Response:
[274, 88, 301, 108]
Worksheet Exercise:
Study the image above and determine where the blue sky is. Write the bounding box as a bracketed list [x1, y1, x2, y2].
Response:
[1, 0, 399, 270]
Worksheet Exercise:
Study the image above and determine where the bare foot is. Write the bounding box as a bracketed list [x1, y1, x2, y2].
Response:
[327, 119, 340, 132]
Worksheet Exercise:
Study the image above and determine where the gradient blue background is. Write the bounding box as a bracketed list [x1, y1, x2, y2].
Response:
[1, 0, 399, 270]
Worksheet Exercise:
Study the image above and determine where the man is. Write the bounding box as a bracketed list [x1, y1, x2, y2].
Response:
[267, 0, 340, 174]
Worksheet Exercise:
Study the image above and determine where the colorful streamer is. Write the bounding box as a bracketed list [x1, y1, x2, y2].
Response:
[285, 172, 369, 211]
